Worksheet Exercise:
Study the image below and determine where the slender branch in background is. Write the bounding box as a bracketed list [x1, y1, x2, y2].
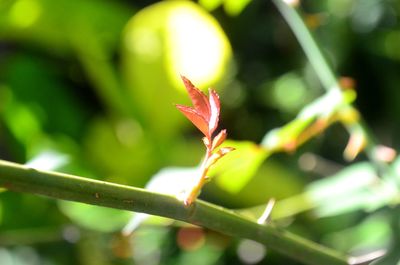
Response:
[272, 0, 395, 170]
[272, 0, 338, 91]
[0, 160, 349, 265]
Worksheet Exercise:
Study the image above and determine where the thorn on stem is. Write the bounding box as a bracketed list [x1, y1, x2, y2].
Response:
[257, 198, 276, 225]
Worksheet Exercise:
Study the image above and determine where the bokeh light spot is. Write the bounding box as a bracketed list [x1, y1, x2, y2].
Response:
[9, 0, 41, 28]
[125, 28, 162, 63]
[167, 3, 231, 89]
[14, 246, 41, 265]
[327, 0, 352, 18]
[298, 152, 317, 171]
[237, 239, 266, 264]
[384, 31, 400, 60]
[177, 226, 205, 251]
[351, 0, 383, 33]
[0, 248, 13, 265]
[272, 73, 307, 112]
[62, 226, 81, 244]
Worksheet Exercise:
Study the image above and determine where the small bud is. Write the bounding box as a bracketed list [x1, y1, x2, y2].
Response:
[211, 129, 227, 150]
[343, 131, 366, 161]
[339, 76, 356, 91]
[205, 147, 235, 169]
[202, 137, 210, 147]
[305, 13, 326, 29]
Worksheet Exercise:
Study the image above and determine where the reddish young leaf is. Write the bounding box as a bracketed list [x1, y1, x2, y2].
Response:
[205, 147, 235, 168]
[175, 77, 234, 206]
[211, 129, 227, 150]
[208, 89, 220, 135]
[176, 104, 209, 137]
[180, 76, 211, 121]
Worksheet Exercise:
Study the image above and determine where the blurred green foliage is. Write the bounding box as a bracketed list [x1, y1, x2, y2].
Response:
[1, 0, 400, 264]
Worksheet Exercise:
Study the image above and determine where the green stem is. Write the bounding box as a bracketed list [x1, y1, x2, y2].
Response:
[272, 0, 388, 171]
[0, 160, 349, 265]
[272, 0, 339, 91]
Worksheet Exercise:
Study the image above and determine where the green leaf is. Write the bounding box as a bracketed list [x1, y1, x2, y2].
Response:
[224, 0, 252, 16]
[242, 161, 399, 221]
[210, 140, 268, 194]
[298, 89, 356, 120]
[84, 117, 157, 185]
[231, 160, 304, 207]
[123, 167, 198, 234]
[261, 117, 313, 150]
[307, 162, 398, 217]
[198, 0, 224, 11]
[323, 213, 391, 252]
[58, 201, 131, 233]
[0, 0, 132, 55]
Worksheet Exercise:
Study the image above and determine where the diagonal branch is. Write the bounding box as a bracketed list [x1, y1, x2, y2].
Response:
[272, 0, 391, 171]
[0, 159, 348, 265]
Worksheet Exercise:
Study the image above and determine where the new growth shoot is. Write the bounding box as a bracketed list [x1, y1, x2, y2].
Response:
[176, 76, 234, 206]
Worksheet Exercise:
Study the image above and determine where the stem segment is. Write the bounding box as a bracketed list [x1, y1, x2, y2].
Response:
[183, 151, 212, 206]
[0, 160, 349, 265]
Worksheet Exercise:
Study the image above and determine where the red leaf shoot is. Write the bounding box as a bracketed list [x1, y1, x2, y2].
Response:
[175, 76, 234, 206]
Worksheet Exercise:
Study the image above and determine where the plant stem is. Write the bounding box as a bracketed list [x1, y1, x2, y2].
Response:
[183, 167, 208, 206]
[0, 160, 349, 265]
[272, 0, 388, 170]
[272, 0, 339, 91]
[183, 150, 212, 206]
